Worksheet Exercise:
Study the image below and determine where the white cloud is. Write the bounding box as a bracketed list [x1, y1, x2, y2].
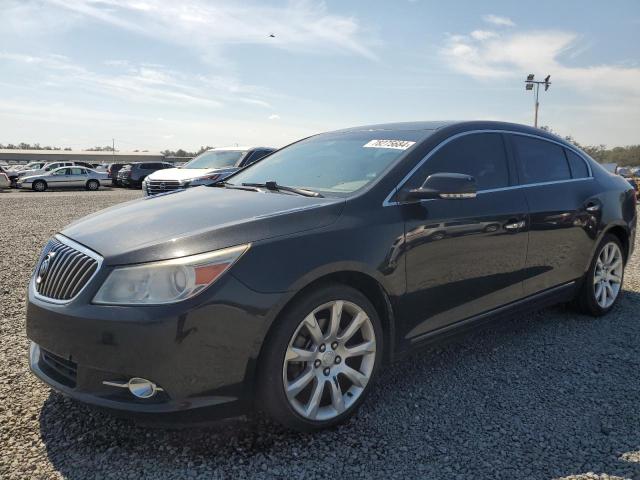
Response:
[440, 25, 640, 145]
[0, 52, 274, 110]
[470, 30, 497, 41]
[440, 30, 640, 97]
[268, 114, 281, 120]
[43, 0, 377, 60]
[482, 14, 515, 27]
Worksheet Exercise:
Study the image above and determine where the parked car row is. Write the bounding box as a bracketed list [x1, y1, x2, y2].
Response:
[0, 147, 275, 193]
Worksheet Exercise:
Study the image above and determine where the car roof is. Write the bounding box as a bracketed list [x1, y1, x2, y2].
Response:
[329, 120, 556, 135]
[205, 146, 274, 152]
[328, 120, 573, 147]
[332, 121, 457, 133]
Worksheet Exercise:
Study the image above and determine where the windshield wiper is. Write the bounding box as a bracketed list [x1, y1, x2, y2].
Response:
[213, 181, 260, 192]
[241, 181, 324, 198]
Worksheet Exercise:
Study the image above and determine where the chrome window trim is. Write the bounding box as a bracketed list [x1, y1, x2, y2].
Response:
[383, 129, 593, 207]
[31, 234, 103, 305]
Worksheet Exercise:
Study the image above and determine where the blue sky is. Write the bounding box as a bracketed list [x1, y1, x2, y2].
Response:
[1, 0, 639, 151]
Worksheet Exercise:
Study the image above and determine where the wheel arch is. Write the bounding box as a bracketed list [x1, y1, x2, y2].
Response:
[252, 269, 397, 384]
[603, 224, 630, 262]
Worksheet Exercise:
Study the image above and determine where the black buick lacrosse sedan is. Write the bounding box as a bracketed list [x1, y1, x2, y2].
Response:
[27, 121, 636, 431]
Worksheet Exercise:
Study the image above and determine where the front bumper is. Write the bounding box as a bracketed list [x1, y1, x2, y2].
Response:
[26, 271, 282, 418]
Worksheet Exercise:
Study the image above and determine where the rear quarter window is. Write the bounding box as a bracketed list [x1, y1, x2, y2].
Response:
[511, 135, 570, 184]
[564, 149, 590, 178]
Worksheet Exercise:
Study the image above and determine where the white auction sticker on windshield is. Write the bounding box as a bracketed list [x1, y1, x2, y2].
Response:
[363, 139, 416, 150]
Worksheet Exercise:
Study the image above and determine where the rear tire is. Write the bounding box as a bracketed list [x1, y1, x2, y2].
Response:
[257, 284, 383, 432]
[32, 180, 47, 192]
[86, 179, 100, 191]
[574, 234, 625, 316]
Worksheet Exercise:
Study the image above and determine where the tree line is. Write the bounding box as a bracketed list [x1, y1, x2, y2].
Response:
[539, 127, 639, 167]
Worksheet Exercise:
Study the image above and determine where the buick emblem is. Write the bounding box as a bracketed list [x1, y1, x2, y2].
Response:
[160, 182, 166, 190]
[36, 252, 55, 284]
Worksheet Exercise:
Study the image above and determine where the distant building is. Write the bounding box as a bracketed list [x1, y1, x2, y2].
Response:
[0, 149, 166, 166]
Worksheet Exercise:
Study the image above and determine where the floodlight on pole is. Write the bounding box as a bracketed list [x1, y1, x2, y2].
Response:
[524, 73, 551, 128]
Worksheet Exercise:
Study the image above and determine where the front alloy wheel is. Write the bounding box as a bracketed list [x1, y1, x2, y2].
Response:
[259, 284, 382, 431]
[283, 300, 376, 421]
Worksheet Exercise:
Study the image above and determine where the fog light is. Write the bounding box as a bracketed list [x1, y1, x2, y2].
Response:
[127, 377, 159, 398]
[102, 377, 164, 399]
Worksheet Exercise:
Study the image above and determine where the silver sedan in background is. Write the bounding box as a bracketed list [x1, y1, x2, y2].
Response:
[17, 166, 109, 192]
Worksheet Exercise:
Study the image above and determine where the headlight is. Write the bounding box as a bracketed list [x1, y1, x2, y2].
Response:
[93, 244, 249, 305]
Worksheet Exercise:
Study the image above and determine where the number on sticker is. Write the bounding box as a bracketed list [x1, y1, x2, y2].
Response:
[363, 139, 416, 150]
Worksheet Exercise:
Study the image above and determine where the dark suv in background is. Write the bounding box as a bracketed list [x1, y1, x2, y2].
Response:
[106, 163, 129, 186]
[117, 162, 174, 189]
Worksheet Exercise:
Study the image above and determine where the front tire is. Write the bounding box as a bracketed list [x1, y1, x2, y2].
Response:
[258, 284, 383, 432]
[574, 234, 625, 316]
[32, 180, 47, 192]
[86, 179, 100, 191]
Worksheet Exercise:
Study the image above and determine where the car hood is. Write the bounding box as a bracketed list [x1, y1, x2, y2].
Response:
[147, 167, 236, 182]
[61, 186, 345, 265]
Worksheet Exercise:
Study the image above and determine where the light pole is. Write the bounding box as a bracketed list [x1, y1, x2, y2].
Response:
[525, 74, 551, 128]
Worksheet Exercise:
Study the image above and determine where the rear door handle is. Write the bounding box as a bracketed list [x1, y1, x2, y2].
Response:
[585, 200, 601, 213]
[504, 220, 526, 231]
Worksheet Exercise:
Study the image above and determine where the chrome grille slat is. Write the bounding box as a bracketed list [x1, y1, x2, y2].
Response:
[43, 245, 74, 297]
[60, 253, 90, 299]
[40, 244, 71, 297]
[68, 259, 98, 298]
[34, 236, 101, 302]
[48, 247, 75, 298]
[146, 179, 183, 195]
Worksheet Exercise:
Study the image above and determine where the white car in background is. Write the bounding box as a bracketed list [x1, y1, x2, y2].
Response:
[142, 146, 275, 196]
[10, 161, 46, 172]
[17, 161, 77, 179]
[17, 166, 109, 192]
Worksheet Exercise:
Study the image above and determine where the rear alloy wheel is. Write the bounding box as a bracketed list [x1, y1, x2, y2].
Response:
[259, 285, 383, 431]
[575, 234, 625, 316]
[593, 241, 623, 309]
[32, 180, 46, 192]
[86, 179, 99, 191]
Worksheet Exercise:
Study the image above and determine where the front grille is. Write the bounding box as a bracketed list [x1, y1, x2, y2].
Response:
[39, 348, 77, 388]
[146, 179, 183, 195]
[34, 236, 100, 301]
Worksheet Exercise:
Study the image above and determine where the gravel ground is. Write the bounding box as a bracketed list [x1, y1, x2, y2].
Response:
[1, 188, 639, 480]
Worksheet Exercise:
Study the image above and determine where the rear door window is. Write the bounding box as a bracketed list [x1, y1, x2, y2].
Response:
[564, 149, 589, 179]
[511, 135, 571, 184]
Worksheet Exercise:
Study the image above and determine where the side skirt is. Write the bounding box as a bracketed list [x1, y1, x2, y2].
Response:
[396, 281, 578, 360]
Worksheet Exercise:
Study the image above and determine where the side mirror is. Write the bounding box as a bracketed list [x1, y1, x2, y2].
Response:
[406, 172, 477, 200]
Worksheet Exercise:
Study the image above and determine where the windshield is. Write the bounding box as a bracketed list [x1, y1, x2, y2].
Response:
[227, 130, 426, 196]
[184, 150, 246, 169]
